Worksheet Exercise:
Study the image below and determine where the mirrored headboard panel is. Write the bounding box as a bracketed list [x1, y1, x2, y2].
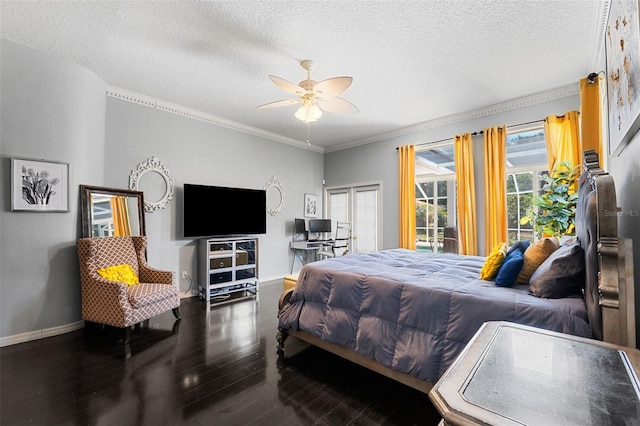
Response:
[80, 185, 146, 238]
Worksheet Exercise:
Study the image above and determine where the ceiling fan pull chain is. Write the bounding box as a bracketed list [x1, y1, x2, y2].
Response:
[306, 122, 312, 146]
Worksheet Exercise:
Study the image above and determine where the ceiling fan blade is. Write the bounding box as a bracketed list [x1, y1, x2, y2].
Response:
[313, 76, 353, 98]
[256, 99, 301, 109]
[317, 97, 359, 114]
[269, 75, 304, 94]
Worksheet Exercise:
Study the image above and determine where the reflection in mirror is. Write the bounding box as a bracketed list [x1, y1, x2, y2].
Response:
[80, 185, 146, 238]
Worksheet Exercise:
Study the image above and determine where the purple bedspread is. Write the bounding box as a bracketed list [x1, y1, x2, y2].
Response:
[278, 249, 592, 383]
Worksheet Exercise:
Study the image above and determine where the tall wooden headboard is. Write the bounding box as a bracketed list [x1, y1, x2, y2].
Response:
[578, 150, 636, 347]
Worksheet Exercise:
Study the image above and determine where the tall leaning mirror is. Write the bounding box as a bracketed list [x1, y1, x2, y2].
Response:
[80, 185, 146, 238]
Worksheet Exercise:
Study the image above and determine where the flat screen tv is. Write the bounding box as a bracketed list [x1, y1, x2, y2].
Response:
[183, 183, 266, 238]
[309, 219, 332, 233]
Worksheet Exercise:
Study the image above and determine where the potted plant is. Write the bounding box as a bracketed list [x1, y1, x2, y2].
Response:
[520, 160, 579, 238]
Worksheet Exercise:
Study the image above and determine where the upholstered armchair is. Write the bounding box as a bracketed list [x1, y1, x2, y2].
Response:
[77, 236, 180, 342]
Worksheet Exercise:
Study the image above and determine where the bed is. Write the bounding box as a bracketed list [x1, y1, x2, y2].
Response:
[276, 150, 636, 393]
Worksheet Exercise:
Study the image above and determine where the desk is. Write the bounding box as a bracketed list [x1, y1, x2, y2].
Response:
[289, 240, 333, 273]
[429, 321, 640, 426]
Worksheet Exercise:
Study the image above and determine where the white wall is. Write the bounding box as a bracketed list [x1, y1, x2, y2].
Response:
[324, 92, 580, 255]
[104, 98, 324, 288]
[1, 40, 106, 340]
[0, 41, 324, 344]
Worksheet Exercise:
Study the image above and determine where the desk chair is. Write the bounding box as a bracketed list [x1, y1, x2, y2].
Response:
[318, 222, 351, 259]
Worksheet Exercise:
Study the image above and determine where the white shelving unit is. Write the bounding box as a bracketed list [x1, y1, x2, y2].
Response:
[198, 236, 258, 304]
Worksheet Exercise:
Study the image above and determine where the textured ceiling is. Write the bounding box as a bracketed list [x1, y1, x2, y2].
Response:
[1, 1, 606, 151]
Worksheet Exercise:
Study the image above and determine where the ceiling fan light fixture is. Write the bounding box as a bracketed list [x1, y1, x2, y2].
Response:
[259, 59, 356, 126]
[295, 103, 323, 123]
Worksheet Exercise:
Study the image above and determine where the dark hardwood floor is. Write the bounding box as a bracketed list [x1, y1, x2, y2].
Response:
[1, 280, 442, 425]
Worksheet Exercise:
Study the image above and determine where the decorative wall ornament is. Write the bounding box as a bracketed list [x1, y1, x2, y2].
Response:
[264, 176, 285, 216]
[304, 193, 318, 218]
[11, 157, 70, 212]
[129, 156, 174, 212]
[605, 0, 640, 156]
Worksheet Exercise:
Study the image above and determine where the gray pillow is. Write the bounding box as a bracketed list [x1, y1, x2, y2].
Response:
[529, 243, 585, 298]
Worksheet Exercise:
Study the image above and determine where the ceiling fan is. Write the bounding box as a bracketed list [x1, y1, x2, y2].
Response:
[257, 60, 359, 123]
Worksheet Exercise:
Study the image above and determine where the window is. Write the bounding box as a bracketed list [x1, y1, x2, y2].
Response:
[505, 127, 548, 245]
[413, 126, 548, 251]
[415, 142, 456, 252]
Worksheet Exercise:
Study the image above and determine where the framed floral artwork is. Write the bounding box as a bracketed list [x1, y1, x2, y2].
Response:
[304, 193, 318, 218]
[11, 157, 69, 212]
[606, 0, 640, 156]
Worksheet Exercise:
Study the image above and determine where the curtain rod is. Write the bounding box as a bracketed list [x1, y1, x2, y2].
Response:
[395, 118, 546, 150]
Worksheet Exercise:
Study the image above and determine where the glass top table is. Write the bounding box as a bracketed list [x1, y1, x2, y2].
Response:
[429, 321, 640, 426]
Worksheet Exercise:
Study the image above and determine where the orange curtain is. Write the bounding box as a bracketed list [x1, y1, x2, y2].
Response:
[544, 111, 581, 174]
[111, 196, 131, 236]
[398, 145, 416, 249]
[580, 76, 603, 167]
[483, 126, 507, 254]
[454, 133, 477, 255]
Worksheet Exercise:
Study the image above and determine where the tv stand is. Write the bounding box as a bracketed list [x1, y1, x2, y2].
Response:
[198, 236, 259, 305]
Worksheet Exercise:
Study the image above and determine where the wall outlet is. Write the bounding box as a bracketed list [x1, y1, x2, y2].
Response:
[182, 270, 188, 279]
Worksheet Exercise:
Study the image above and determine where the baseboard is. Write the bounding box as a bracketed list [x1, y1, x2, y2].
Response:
[0, 320, 85, 348]
[1, 277, 286, 347]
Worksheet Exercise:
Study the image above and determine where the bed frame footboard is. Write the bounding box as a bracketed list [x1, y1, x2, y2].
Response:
[276, 287, 433, 393]
[281, 327, 434, 394]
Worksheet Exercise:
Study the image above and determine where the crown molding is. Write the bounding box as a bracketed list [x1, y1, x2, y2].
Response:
[588, 0, 610, 72]
[108, 83, 579, 156]
[105, 86, 325, 154]
[325, 84, 580, 153]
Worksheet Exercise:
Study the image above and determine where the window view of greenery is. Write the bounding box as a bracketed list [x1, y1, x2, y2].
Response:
[413, 128, 547, 251]
[505, 128, 547, 245]
[506, 171, 551, 244]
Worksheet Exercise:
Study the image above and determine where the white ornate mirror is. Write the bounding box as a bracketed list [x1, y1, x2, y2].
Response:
[264, 176, 285, 216]
[129, 156, 174, 212]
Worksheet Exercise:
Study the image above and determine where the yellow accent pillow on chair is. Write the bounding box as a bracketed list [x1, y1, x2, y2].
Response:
[480, 242, 508, 280]
[97, 264, 139, 286]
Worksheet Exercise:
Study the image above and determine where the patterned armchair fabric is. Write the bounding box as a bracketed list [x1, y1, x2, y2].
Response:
[77, 236, 180, 328]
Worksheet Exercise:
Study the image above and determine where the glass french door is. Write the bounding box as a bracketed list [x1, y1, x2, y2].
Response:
[326, 184, 380, 253]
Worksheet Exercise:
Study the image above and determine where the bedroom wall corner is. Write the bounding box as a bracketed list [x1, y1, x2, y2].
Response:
[0, 40, 106, 342]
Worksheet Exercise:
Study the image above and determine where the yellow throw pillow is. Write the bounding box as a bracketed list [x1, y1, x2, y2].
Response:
[516, 237, 560, 284]
[97, 264, 139, 286]
[480, 242, 508, 280]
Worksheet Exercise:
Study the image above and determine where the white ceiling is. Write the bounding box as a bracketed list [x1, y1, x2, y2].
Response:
[1, 1, 606, 151]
